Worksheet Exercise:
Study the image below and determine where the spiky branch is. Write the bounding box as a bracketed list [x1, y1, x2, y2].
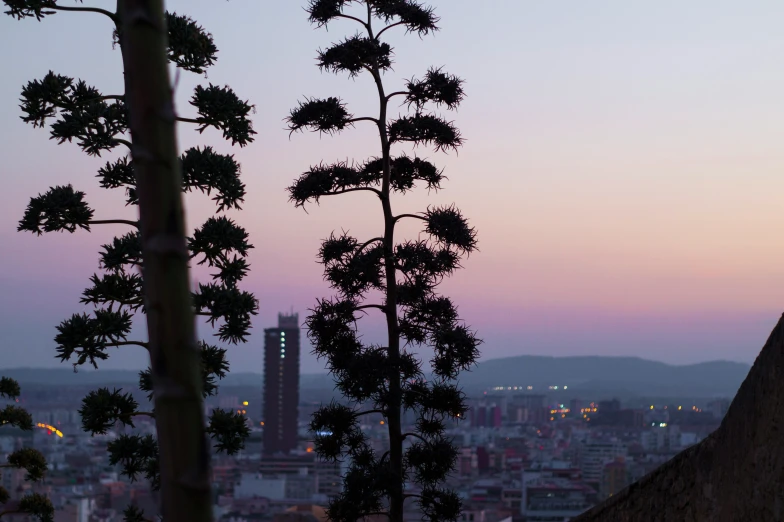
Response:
[287, 2, 479, 521]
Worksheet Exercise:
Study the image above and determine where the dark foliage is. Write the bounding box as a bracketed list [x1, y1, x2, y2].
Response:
[99, 232, 142, 271]
[79, 388, 140, 434]
[97, 156, 137, 205]
[19, 71, 128, 156]
[181, 147, 245, 211]
[166, 12, 217, 74]
[424, 205, 478, 254]
[305, 0, 350, 27]
[288, 154, 443, 208]
[8, 448, 48, 482]
[288, 2, 478, 521]
[305, 0, 440, 36]
[0, 378, 52, 521]
[0, 405, 33, 431]
[189, 84, 256, 147]
[206, 409, 251, 454]
[3, 0, 58, 21]
[17, 184, 94, 235]
[0, 376, 22, 399]
[318, 34, 393, 77]
[107, 434, 160, 490]
[388, 113, 463, 152]
[404, 66, 465, 110]
[97, 146, 246, 210]
[122, 505, 147, 522]
[371, 0, 440, 36]
[18, 493, 54, 522]
[286, 97, 353, 135]
[364, 154, 445, 192]
[8, 2, 258, 505]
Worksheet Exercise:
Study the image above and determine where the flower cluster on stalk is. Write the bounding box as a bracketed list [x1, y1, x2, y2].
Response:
[286, 2, 480, 521]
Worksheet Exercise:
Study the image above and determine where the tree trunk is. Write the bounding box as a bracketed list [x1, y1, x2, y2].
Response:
[369, 48, 404, 522]
[118, 2, 213, 522]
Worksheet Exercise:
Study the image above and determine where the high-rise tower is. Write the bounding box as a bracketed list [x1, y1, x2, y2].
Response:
[262, 312, 300, 456]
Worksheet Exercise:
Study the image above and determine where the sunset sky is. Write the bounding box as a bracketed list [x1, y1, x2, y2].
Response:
[1, 0, 783, 373]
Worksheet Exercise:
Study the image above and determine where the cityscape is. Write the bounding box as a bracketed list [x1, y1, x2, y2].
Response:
[1, 0, 781, 521]
[0, 312, 735, 522]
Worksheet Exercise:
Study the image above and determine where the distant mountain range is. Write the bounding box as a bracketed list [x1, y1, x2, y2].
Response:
[0, 355, 751, 398]
[456, 355, 750, 398]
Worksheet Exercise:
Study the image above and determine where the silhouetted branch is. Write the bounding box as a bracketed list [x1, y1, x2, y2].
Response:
[386, 91, 409, 101]
[355, 304, 387, 313]
[320, 187, 383, 198]
[89, 219, 140, 228]
[402, 432, 429, 444]
[394, 213, 426, 223]
[176, 116, 200, 125]
[106, 341, 149, 350]
[357, 237, 384, 253]
[353, 409, 385, 418]
[347, 116, 379, 126]
[376, 21, 405, 39]
[52, 4, 118, 22]
[336, 13, 369, 29]
[115, 138, 132, 150]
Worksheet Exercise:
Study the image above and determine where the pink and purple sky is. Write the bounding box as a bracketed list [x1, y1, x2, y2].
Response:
[1, 1, 783, 373]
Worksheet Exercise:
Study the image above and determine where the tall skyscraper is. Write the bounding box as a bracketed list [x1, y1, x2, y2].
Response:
[262, 313, 301, 456]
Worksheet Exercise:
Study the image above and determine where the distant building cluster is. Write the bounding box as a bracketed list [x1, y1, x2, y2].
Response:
[0, 311, 733, 522]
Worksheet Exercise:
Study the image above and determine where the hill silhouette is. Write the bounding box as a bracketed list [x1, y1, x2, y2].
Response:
[458, 355, 749, 396]
[0, 355, 749, 397]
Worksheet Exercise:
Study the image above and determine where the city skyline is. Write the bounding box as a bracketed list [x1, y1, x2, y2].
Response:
[2, 0, 784, 373]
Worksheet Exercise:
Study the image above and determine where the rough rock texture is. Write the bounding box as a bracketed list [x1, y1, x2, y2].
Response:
[574, 313, 784, 522]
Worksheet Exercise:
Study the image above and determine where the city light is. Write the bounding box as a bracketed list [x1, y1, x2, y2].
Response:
[243, 401, 249, 406]
[36, 423, 63, 438]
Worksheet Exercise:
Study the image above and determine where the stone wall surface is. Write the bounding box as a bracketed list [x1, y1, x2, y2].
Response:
[574, 313, 784, 522]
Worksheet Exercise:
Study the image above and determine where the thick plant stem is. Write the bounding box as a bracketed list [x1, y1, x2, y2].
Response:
[367, 11, 403, 522]
[118, 1, 213, 522]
